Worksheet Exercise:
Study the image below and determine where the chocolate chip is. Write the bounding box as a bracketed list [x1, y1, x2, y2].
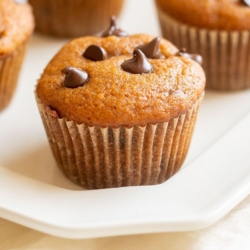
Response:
[121, 49, 153, 74]
[101, 16, 128, 37]
[136, 37, 163, 59]
[83, 45, 108, 61]
[177, 48, 203, 65]
[62, 66, 88, 88]
[242, 0, 250, 6]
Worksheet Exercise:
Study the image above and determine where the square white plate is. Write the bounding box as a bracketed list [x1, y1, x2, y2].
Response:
[0, 0, 250, 239]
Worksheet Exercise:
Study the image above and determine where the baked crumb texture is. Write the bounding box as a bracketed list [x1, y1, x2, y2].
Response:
[156, 0, 250, 30]
[36, 34, 205, 126]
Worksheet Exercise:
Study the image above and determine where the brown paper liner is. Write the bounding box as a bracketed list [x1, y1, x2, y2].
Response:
[156, 3, 250, 91]
[29, 0, 125, 37]
[0, 43, 27, 112]
[36, 94, 203, 189]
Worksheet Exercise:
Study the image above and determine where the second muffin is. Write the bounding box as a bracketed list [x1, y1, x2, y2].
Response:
[155, 0, 250, 91]
[29, 0, 124, 37]
[36, 32, 205, 189]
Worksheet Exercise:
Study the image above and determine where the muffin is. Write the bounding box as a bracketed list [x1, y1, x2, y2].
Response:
[155, 0, 250, 91]
[28, 0, 125, 37]
[0, 0, 34, 112]
[35, 22, 205, 189]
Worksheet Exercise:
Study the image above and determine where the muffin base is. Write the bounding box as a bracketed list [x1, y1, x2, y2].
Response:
[29, 0, 124, 37]
[0, 43, 27, 112]
[36, 94, 203, 189]
[156, 2, 250, 91]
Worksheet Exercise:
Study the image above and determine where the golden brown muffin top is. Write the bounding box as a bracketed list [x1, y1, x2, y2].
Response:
[36, 34, 205, 127]
[156, 0, 250, 30]
[0, 0, 34, 57]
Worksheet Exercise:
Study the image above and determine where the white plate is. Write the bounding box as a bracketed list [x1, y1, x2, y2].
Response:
[0, 0, 250, 239]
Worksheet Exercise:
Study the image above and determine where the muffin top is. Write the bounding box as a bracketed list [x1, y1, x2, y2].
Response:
[0, 0, 34, 57]
[156, 0, 250, 30]
[36, 34, 205, 127]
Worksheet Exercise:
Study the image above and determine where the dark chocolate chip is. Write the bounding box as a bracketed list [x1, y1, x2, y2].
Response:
[242, 0, 250, 7]
[83, 45, 108, 61]
[101, 16, 128, 37]
[136, 37, 163, 59]
[121, 49, 153, 74]
[177, 48, 203, 65]
[62, 66, 88, 88]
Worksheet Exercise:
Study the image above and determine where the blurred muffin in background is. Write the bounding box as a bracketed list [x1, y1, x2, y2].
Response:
[155, 0, 250, 91]
[28, 0, 125, 37]
[0, 0, 34, 112]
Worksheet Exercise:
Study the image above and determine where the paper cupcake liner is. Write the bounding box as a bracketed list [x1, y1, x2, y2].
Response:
[36, 94, 203, 189]
[0, 43, 27, 112]
[29, 0, 124, 37]
[156, 3, 250, 91]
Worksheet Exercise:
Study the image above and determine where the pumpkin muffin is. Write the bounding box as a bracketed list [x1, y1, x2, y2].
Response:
[155, 0, 250, 90]
[28, 0, 124, 37]
[35, 23, 205, 189]
[0, 0, 34, 112]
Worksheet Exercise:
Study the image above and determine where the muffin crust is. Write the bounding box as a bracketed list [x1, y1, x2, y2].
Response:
[36, 34, 205, 127]
[156, 0, 250, 30]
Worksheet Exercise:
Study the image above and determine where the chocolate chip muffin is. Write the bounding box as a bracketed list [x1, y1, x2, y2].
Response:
[35, 20, 205, 189]
[155, 0, 250, 90]
[28, 0, 124, 37]
[0, 0, 34, 112]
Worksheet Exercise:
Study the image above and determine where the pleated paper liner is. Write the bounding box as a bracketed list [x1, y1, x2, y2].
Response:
[29, 0, 124, 37]
[36, 94, 203, 189]
[0, 42, 27, 112]
[156, 2, 250, 91]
